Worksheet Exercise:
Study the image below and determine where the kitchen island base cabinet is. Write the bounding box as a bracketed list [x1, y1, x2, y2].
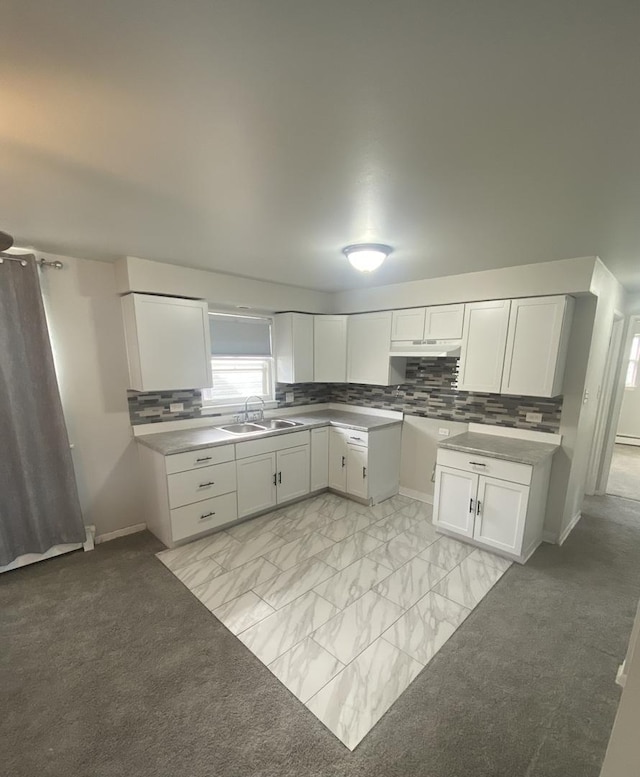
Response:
[433, 452, 552, 563]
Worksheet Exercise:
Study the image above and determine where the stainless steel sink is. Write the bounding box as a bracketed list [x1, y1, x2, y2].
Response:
[217, 422, 266, 435]
[261, 419, 303, 430]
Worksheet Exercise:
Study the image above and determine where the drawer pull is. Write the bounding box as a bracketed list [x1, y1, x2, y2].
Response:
[198, 481, 216, 488]
[195, 456, 212, 462]
[200, 511, 216, 521]
[351, 436, 363, 441]
[469, 461, 487, 467]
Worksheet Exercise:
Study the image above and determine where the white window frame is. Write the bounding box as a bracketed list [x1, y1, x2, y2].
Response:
[201, 311, 276, 414]
[625, 333, 640, 390]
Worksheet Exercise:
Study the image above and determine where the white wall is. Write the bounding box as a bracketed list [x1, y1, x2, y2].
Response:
[617, 316, 640, 440]
[116, 255, 333, 313]
[399, 417, 469, 501]
[332, 256, 597, 313]
[40, 252, 142, 539]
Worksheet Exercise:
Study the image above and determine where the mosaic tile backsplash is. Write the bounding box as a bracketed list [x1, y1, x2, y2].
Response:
[129, 358, 563, 432]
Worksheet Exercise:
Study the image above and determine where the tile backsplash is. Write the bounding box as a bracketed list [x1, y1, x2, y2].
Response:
[128, 358, 563, 433]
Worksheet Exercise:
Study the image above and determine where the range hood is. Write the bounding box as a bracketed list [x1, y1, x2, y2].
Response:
[389, 339, 462, 358]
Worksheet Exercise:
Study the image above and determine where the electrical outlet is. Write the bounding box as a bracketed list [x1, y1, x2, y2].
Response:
[526, 412, 542, 423]
[169, 402, 184, 413]
[285, 392, 294, 403]
[438, 428, 450, 436]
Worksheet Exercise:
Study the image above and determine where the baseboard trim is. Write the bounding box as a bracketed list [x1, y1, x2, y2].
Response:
[399, 486, 433, 505]
[616, 435, 640, 447]
[542, 530, 558, 544]
[559, 512, 581, 546]
[95, 523, 147, 544]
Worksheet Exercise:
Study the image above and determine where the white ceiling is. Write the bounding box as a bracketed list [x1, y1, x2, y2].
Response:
[2, 1, 640, 292]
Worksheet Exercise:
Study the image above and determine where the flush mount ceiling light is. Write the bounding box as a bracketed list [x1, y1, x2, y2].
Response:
[0, 230, 14, 251]
[342, 243, 392, 273]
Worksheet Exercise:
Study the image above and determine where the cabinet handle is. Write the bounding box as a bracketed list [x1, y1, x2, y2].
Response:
[351, 436, 363, 441]
[469, 498, 474, 513]
[273, 473, 277, 486]
[341, 456, 346, 468]
[362, 466, 367, 479]
[278, 471, 282, 484]
[476, 500, 482, 515]
[200, 511, 216, 521]
[469, 461, 487, 467]
[198, 481, 215, 488]
[195, 456, 212, 462]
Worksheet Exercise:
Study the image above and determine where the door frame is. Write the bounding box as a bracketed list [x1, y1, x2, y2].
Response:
[590, 313, 640, 495]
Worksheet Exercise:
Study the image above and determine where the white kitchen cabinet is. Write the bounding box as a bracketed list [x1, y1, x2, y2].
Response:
[311, 427, 329, 491]
[457, 300, 511, 393]
[276, 444, 310, 503]
[328, 424, 401, 504]
[433, 443, 553, 563]
[273, 313, 314, 383]
[314, 315, 348, 382]
[473, 476, 529, 554]
[237, 452, 278, 518]
[121, 293, 212, 391]
[501, 295, 574, 397]
[391, 308, 426, 341]
[347, 312, 405, 386]
[346, 443, 368, 500]
[433, 466, 477, 538]
[424, 304, 464, 339]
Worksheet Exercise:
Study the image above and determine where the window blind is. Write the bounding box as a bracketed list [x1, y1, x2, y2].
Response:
[209, 313, 272, 357]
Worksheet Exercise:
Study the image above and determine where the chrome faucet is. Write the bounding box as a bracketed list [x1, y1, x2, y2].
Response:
[244, 395, 265, 423]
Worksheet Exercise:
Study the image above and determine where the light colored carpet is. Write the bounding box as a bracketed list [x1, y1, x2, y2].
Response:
[607, 444, 640, 501]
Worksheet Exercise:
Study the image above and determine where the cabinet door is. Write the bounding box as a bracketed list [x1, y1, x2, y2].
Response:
[236, 452, 277, 518]
[433, 465, 478, 538]
[276, 445, 310, 504]
[314, 316, 347, 382]
[391, 309, 426, 341]
[346, 444, 369, 499]
[424, 304, 464, 340]
[274, 313, 314, 383]
[328, 428, 347, 491]
[457, 300, 511, 393]
[347, 312, 394, 385]
[501, 296, 571, 397]
[310, 427, 329, 491]
[474, 476, 528, 555]
[123, 294, 212, 391]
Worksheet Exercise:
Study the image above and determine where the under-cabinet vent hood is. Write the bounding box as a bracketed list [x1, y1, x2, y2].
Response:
[389, 340, 462, 358]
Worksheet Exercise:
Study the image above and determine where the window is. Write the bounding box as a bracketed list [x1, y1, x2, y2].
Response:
[625, 334, 640, 389]
[201, 313, 274, 407]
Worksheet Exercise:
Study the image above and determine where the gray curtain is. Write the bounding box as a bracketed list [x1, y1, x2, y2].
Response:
[0, 256, 85, 566]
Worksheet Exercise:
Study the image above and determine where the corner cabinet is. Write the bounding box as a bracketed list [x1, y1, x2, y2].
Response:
[347, 312, 405, 386]
[122, 293, 212, 391]
[273, 313, 314, 384]
[314, 315, 348, 382]
[501, 295, 574, 398]
[433, 447, 553, 563]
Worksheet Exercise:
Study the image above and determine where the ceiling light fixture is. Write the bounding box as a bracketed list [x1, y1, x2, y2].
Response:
[342, 243, 392, 273]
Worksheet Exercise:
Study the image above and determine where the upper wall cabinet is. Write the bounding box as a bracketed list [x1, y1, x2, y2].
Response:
[457, 300, 511, 393]
[501, 295, 574, 397]
[314, 315, 347, 383]
[273, 313, 314, 384]
[347, 312, 405, 386]
[122, 293, 212, 392]
[391, 304, 464, 342]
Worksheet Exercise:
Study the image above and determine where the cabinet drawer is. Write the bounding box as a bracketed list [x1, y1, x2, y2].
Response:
[437, 448, 532, 486]
[165, 444, 235, 475]
[167, 461, 237, 508]
[170, 492, 238, 542]
[332, 427, 369, 447]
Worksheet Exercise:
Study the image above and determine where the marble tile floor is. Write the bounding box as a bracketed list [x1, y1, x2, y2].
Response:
[156, 492, 511, 750]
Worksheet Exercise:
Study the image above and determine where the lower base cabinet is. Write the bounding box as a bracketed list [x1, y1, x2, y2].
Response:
[433, 447, 553, 563]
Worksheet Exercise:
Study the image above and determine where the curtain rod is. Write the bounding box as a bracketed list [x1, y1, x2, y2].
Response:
[0, 252, 64, 269]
